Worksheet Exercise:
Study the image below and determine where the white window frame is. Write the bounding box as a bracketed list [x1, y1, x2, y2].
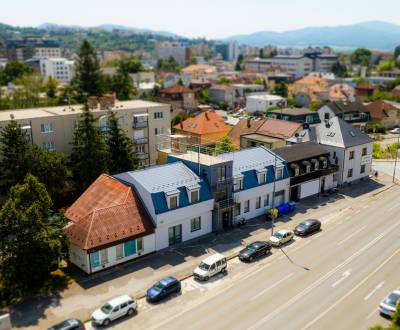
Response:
[154, 111, 164, 120]
[258, 171, 267, 185]
[234, 178, 243, 191]
[275, 167, 283, 180]
[264, 193, 270, 207]
[167, 194, 179, 209]
[189, 189, 199, 203]
[40, 123, 54, 133]
[190, 216, 201, 232]
[256, 196, 261, 209]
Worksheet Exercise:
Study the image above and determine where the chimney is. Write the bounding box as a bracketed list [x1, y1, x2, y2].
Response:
[205, 112, 209, 120]
[247, 118, 251, 128]
[180, 122, 183, 129]
[88, 96, 98, 109]
[99, 94, 116, 110]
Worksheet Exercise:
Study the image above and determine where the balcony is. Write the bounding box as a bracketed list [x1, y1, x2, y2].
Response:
[133, 121, 148, 129]
[133, 137, 148, 144]
[215, 198, 234, 209]
[290, 165, 339, 186]
[136, 152, 149, 160]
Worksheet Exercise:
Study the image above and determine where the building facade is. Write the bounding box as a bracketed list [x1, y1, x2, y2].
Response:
[246, 93, 286, 113]
[5, 37, 61, 62]
[157, 41, 190, 67]
[40, 57, 75, 83]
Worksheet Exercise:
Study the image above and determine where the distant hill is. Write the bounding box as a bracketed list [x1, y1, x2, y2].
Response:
[224, 21, 400, 50]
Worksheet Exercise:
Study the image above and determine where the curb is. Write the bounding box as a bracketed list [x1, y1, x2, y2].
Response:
[372, 183, 396, 196]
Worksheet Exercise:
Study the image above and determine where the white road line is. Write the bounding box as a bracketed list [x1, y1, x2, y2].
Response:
[331, 270, 351, 288]
[337, 225, 367, 246]
[242, 263, 271, 280]
[250, 273, 293, 301]
[247, 220, 400, 330]
[364, 281, 385, 301]
[366, 308, 378, 320]
[301, 247, 400, 330]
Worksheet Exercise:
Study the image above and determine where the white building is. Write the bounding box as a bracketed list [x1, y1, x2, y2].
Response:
[218, 147, 290, 222]
[157, 41, 190, 67]
[115, 162, 215, 251]
[314, 117, 374, 185]
[246, 93, 287, 113]
[40, 57, 75, 83]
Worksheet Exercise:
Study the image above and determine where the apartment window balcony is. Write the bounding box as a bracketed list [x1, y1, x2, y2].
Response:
[133, 137, 148, 144]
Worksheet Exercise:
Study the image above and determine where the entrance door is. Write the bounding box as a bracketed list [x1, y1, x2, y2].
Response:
[290, 186, 299, 202]
[168, 225, 182, 246]
[222, 211, 230, 228]
[321, 177, 326, 193]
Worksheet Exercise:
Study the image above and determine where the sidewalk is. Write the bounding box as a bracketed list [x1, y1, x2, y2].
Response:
[9, 176, 393, 329]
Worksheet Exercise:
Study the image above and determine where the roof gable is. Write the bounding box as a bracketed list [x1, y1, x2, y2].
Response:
[274, 142, 329, 162]
[174, 111, 231, 135]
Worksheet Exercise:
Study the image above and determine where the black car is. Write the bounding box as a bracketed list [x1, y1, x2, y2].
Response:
[146, 276, 181, 302]
[294, 219, 321, 236]
[239, 241, 271, 262]
[47, 319, 85, 330]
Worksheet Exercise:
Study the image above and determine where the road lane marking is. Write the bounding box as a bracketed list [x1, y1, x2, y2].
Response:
[247, 220, 400, 330]
[242, 263, 271, 280]
[364, 281, 385, 301]
[250, 273, 293, 301]
[337, 225, 367, 246]
[300, 247, 400, 330]
[331, 270, 351, 288]
[366, 308, 378, 320]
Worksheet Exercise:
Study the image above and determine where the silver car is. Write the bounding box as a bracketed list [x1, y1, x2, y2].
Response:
[269, 229, 294, 247]
[379, 290, 400, 317]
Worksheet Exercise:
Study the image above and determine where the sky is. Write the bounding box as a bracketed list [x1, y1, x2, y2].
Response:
[2, 0, 400, 39]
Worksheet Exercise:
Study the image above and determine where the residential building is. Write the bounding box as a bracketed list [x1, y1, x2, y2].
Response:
[65, 174, 156, 274]
[115, 162, 214, 250]
[173, 111, 231, 147]
[159, 85, 197, 111]
[181, 64, 217, 80]
[232, 84, 266, 106]
[230, 118, 303, 149]
[40, 58, 75, 83]
[215, 42, 239, 61]
[5, 37, 61, 62]
[209, 85, 236, 108]
[366, 100, 400, 129]
[318, 101, 371, 131]
[217, 147, 290, 222]
[291, 75, 329, 107]
[0, 99, 170, 167]
[274, 142, 338, 201]
[313, 117, 374, 185]
[267, 108, 321, 125]
[246, 93, 286, 113]
[157, 41, 190, 67]
[130, 71, 155, 87]
[329, 84, 355, 103]
[355, 82, 378, 99]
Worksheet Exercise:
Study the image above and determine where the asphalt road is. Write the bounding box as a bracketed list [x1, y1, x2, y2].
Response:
[86, 184, 400, 330]
[373, 160, 400, 181]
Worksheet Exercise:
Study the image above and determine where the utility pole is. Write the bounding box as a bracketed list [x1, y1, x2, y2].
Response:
[393, 134, 400, 183]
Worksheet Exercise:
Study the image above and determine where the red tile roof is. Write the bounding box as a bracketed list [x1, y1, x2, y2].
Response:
[256, 119, 302, 140]
[174, 111, 231, 135]
[228, 118, 264, 147]
[65, 175, 154, 250]
[366, 100, 400, 120]
[161, 85, 193, 94]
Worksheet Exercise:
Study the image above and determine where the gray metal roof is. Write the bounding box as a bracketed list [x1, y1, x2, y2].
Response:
[274, 142, 329, 163]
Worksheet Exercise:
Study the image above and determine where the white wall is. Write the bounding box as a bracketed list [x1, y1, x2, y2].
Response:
[318, 105, 336, 122]
[155, 200, 214, 250]
[342, 143, 372, 184]
[68, 243, 90, 274]
[234, 179, 290, 221]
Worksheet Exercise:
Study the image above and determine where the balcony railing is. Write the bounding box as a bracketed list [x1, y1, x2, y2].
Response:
[133, 137, 148, 144]
[133, 121, 148, 129]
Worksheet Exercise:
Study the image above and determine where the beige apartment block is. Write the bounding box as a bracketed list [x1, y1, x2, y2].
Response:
[0, 99, 171, 168]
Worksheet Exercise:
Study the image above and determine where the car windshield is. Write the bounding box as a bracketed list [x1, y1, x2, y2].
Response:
[273, 233, 284, 239]
[384, 293, 400, 307]
[298, 222, 309, 229]
[100, 303, 113, 314]
[247, 244, 257, 251]
[199, 262, 210, 271]
[153, 281, 166, 291]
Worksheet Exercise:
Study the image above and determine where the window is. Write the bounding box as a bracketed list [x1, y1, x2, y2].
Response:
[169, 195, 178, 209]
[42, 141, 55, 151]
[234, 203, 241, 216]
[324, 113, 330, 120]
[124, 239, 137, 256]
[90, 251, 100, 269]
[275, 167, 283, 180]
[347, 168, 353, 178]
[256, 196, 261, 209]
[244, 200, 250, 213]
[100, 249, 108, 264]
[306, 165, 311, 173]
[190, 190, 199, 203]
[360, 164, 366, 174]
[323, 159, 328, 168]
[264, 194, 270, 207]
[40, 123, 54, 133]
[217, 166, 226, 181]
[294, 167, 300, 176]
[314, 161, 319, 171]
[333, 151, 336, 158]
[154, 111, 164, 119]
[234, 178, 243, 191]
[259, 172, 267, 184]
[191, 217, 201, 232]
[362, 147, 367, 156]
[155, 127, 164, 135]
[136, 145, 145, 153]
[349, 151, 355, 160]
[168, 225, 182, 246]
[116, 244, 124, 259]
[137, 238, 143, 252]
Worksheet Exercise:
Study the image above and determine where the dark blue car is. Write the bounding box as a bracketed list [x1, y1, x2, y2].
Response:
[146, 276, 181, 302]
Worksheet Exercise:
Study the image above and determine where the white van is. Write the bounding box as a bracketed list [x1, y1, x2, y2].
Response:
[193, 253, 227, 281]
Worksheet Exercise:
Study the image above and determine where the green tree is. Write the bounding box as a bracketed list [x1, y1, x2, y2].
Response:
[0, 174, 65, 301]
[44, 76, 58, 99]
[106, 111, 138, 174]
[73, 39, 103, 101]
[190, 55, 198, 65]
[112, 61, 135, 100]
[70, 105, 109, 192]
[156, 57, 181, 72]
[273, 82, 288, 98]
[195, 88, 210, 105]
[259, 48, 265, 59]
[394, 45, 400, 60]
[235, 54, 244, 71]
[350, 48, 372, 66]
[119, 58, 145, 73]
[214, 136, 236, 155]
[11, 74, 43, 109]
[332, 61, 348, 77]
[378, 60, 396, 72]
[0, 61, 33, 85]
[310, 100, 327, 112]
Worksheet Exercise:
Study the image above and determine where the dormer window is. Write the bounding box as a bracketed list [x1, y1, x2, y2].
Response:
[275, 167, 283, 180]
[190, 190, 199, 203]
[306, 165, 311, 173]
[258, 170, 267, 184]
[169, 195, 178, 209]
[323, 159, 328, 168]
[234, 177, 243, 191]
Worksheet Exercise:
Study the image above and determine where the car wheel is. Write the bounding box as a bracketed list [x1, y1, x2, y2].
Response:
[204, 276, 209, 281]
[103, 319, 111, 326]
[127, 308, 134, 316]
[250, 256, 254, 262]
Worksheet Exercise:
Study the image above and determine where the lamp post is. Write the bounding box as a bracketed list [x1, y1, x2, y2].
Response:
[393, 134, 400, 184]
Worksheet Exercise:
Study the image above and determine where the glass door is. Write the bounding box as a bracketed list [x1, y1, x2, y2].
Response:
[168, 225, 182, 246]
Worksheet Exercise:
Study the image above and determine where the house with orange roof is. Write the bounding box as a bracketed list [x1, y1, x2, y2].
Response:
[65, 174, 155, 274]
[173, 111, 231, 146]
[181, 64, 217, 80]
[292, 75, 329, 107]
[366, 100, 400, 129]
[329, 84, 355, 102]
[159, 84, 197, 111]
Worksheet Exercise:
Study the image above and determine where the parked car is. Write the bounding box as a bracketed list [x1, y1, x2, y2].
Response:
[294, 219, 321, 236]
[390, 128, 400, 134]
[269, 229, 294, 247]
[48, 319, 85, 330]
[91, 295, 137, 326]
[239, 241, 271, 262]
[193, 253, 227, 281]
[146, 276, 181, 302]
[379, 290, 400, 317]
